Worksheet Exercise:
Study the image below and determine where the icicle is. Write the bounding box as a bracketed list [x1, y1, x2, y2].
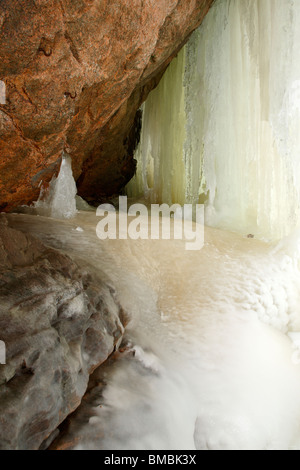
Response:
[128, 0, 300, 241]
[35, 153, 77, 219]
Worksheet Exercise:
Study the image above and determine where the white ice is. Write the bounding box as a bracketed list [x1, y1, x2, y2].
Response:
[128, 0, 300, 242]
[7, 211, 300, 450]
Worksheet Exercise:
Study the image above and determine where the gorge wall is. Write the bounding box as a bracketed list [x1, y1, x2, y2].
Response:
[0, 0, 213, 211]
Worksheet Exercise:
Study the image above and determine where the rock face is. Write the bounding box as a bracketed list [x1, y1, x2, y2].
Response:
[0, 215, 127, 450]
[49, 352, 126, 450]
[0, 0, 213, 211]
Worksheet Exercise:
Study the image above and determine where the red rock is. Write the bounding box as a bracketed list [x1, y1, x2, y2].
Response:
[0, 0, 213, 211]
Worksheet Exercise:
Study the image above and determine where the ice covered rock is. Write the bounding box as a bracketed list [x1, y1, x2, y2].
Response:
[0, 215, 127, 450]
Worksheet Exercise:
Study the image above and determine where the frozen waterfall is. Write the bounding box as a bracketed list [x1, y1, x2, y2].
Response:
[11, 0, 300, 451]
[127, 0, 300, 241]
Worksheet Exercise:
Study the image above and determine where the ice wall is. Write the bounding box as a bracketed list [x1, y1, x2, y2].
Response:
[127, 0, 300, 240]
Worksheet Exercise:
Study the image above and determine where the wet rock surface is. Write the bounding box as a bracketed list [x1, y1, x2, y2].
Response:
[0, 215, 127, 450]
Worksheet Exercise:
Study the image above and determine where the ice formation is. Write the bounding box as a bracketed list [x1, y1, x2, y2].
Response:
[127, 0, 300, 241]
[8, 211, 300, 450]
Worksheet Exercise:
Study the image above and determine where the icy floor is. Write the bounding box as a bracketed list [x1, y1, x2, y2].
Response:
[7, 212, 300, 450]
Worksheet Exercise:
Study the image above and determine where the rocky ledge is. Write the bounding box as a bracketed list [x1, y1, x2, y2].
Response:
[0, 215, 127, 450]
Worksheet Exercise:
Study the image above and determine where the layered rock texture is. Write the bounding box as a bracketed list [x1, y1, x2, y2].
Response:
[0, 215, 127, 450]
[0, 0, 213, 211]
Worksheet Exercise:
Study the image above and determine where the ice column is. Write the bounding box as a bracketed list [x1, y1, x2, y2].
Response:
[35, 154, 77, 219]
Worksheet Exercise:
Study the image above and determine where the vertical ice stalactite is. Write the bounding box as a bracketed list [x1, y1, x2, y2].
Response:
[128, 0, 300, 241]
[126, 49, 187, 205]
